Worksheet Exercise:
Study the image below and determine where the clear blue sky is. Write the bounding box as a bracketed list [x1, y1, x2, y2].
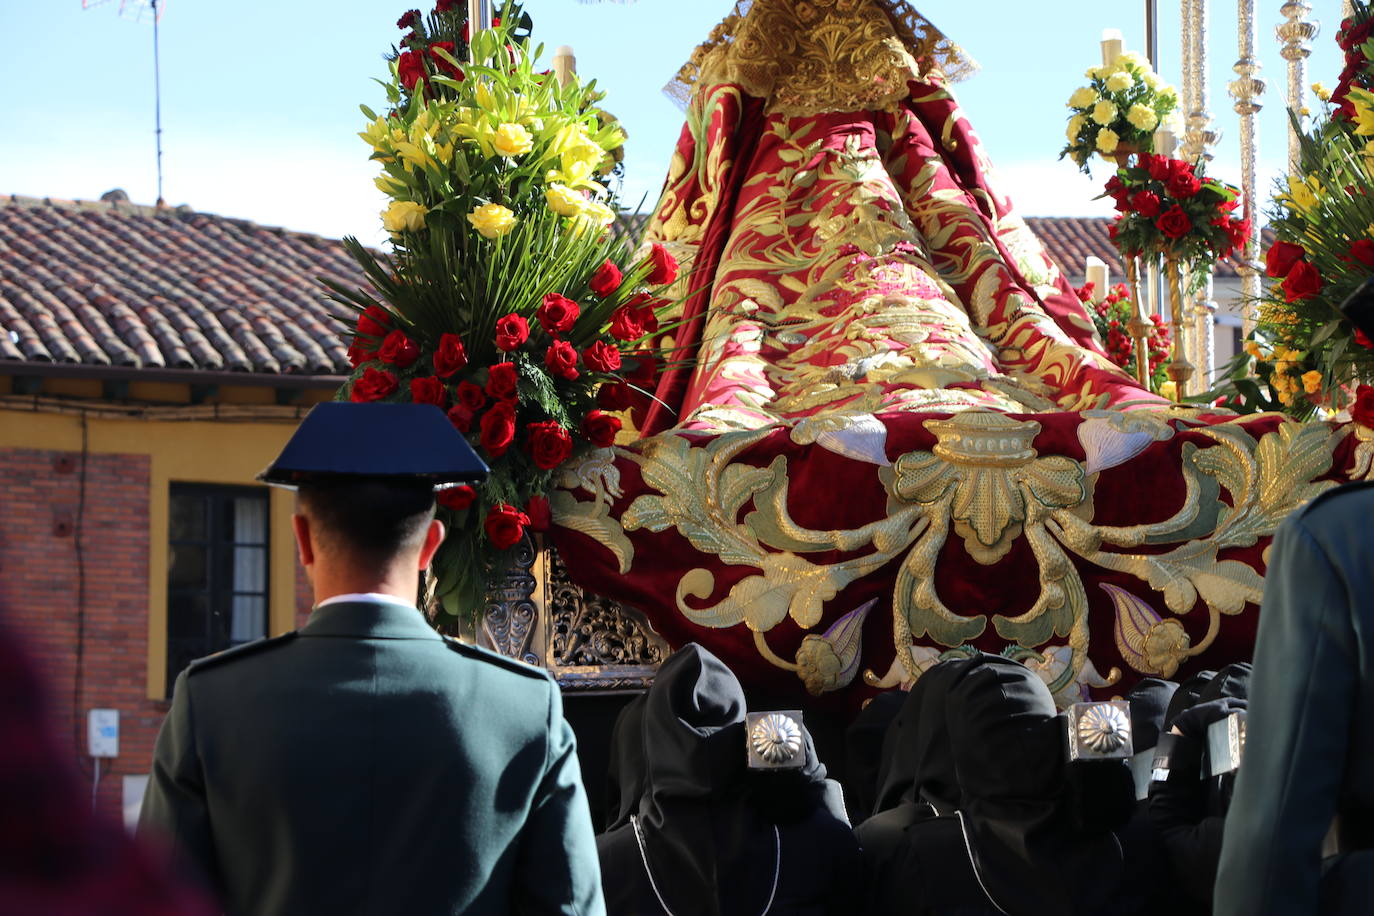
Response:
[2, 1, 1347, 247]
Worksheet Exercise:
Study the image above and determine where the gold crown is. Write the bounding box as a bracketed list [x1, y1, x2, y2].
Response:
[924, 410, 1042, 466]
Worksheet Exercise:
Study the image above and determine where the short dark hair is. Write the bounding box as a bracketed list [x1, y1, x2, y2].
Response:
[297, 479, 436, 562]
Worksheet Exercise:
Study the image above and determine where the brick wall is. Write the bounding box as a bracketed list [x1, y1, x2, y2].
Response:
[0, 446, 155, 822]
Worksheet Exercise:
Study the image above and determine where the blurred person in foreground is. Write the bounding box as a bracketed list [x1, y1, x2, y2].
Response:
[138, 402, 604, 915]
[1215, 482, 1374, 914]
[0, 624, 212, 916]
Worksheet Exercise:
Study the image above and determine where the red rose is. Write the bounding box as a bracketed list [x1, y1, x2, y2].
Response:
[456, 380, 486, 410]
[409, 375, 446, 408]
[589, 259, 623, 297]
[428, 41, 463, 80]
[357, 305, 391, 339]
[397, 9, 419, 29]
[436, 0, 455, 10]
[1282, 259, 1323, 302]
[1348, 239, 1374, 267]
[1225, 218, 1251, 254]
[1129, 190, 1161, 218]
[581, 409, 621, 447]
[484, 503, 529, 550]
[437, 485, 476, 511]
[486, 361, 519, 401]
[433, 332, 468, 377]
[624, 350, 659, 387]
[545, 340, 580, 380]
[608, 306, 645, 342]
[537, 293, 581, 335]
[597, 381, 634, 411]
[494, 314, 529, 351]
[623, 292, 662, 334]
[1167, 170, 1202, 199]
[350, 366, 398, 402]
[1265, 241, 1308, 278]
[379, 330, 420, 368]
[397, 50, 426, 91]
[1353, 384, 1374, 428]
[1156, 205, 1193, 240]
[525, 420, 573, 470]
[582, 340, 623, 373]
[479, 399, 516, 457]
[1107, 218, 1121, 241]
[525, 495, 551, 532]
[347, 340, 374, 368]
[1147, 156, 1174, 182]
[1356, 328, 1374, 350]
[1104, 175, 1130, 207]
[644, 243, 679, 285]
[447, 403, 475, 432]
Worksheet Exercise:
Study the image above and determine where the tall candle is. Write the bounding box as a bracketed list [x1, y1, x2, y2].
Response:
[1085, 257, 1110, 304]
[1101, 28, 1124, 67]
[1153, 127, 1177, 158]
[467, 0, 486, 40]
[552, 45, 576, 88]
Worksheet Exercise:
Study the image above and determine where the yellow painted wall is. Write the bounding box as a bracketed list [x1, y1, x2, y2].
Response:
[0, 409, 302, 698]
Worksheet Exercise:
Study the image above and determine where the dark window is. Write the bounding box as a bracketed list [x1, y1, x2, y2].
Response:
[166, 484, 269, 693]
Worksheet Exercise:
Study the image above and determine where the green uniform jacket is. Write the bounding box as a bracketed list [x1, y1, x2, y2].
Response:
[139, 599, 605, 916]
[1215, 481, 1374, 915]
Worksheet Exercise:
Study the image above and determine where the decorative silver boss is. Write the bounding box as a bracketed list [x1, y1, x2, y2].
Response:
[746, 710, 806, 770]
[1065, 700, 1135, 761]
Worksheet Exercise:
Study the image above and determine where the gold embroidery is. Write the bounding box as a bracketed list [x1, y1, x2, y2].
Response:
[665, 0, 978, 117]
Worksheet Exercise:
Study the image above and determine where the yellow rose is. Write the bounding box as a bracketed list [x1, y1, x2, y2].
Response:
[1067, 114, 1087, 141]
[1105, 71, 1133, 93]
[1127, 103, 1159, 131]
[1096, 128, 1121, 154]
[1068, 87, 1097, 109]
[1312, 81, 1332, 102]
[467, 202, 517, 239]
[545, 183, 584, 217]
[1302, 370, 1323, 394]
[382, 200, 428, 234]
[575, 198, 616, 229]
[1091, 99, 1118, 125]
[491, 122, 534, 158]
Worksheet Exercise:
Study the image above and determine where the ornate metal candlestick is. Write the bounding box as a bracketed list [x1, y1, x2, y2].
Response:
[1166, 256, 1196, 397]
[1278, 1, 1319, 169]
[1126, 257, 1153, 388]
[1229, 0, 1266, 335]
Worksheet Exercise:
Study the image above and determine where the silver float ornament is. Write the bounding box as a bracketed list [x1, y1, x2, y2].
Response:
[746, 711, 806, 769]
[1066, 700, 1135, 760]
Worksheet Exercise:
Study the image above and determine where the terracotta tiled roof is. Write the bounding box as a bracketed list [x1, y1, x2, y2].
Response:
[0, 194, 370, 375]
[1026, 215, 1274, 281]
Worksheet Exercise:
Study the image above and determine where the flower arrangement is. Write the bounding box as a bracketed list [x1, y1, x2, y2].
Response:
[1077, 281, 1171, 388]
[323, 2, 680, 621]
[1102, 153, 1248, 271]
[1061, 51, 1180, 172]
[1209, 1, 1374, 417]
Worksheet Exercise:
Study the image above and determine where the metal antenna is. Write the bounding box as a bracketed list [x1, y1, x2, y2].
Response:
[152, 0, 164, 204]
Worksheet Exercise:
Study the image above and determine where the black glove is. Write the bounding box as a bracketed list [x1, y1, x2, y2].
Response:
[1169, 696, 1247, 741]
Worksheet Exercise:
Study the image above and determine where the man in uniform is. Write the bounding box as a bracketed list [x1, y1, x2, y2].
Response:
[1214, 481, 1374, 914]
[138, 402, 605, 915]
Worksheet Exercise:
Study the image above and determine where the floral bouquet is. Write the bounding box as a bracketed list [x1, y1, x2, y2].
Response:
[1077, 281, 1171, 388]
[1209, 1, 1374, 417]
[323, 2, 681, 622]
[1102, 153, 1248, 271]
[1062, 51, 1179, 172]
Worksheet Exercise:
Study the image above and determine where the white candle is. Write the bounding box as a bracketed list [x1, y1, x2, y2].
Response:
[552, 45, 577, 88]
[1101, 28, 1124, 67]
[467, 0, 485, 39]
[1153, 127, 1177, 158]
[1085, 257, 1110, 304]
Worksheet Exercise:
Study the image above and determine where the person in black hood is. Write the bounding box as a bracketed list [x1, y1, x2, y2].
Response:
[855, 656, 997, 915]
[1110, 677, 1180, 916]
[596, 644, 858, 916]
[1148, 663, 1251, 912]
[948, 654, 1125, 916]
[841, 690, 905, 819]
[603, 693, 648, 833]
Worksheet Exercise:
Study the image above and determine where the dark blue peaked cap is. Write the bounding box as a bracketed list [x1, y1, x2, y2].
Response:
[257, 402, 489, 488]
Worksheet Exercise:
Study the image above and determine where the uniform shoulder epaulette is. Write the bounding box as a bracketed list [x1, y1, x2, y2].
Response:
[441, 636, 554, 682]
[1299, 478, 1374, 518]
[187, 631, 299, 675]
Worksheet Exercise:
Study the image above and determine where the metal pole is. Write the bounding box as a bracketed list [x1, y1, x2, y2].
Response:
[1146, 0, 1160, 70]
[1278, 1, 1319, 169]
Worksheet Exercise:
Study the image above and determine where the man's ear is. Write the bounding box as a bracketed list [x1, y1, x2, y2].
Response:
[292, 513, 314, 568]
[418, 518, 445, 570]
